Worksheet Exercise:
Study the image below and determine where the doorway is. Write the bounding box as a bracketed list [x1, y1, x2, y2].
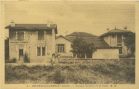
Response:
[19, 49, 24, 60]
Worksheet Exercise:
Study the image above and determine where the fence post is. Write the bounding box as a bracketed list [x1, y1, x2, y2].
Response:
[91, 58, 93, 65]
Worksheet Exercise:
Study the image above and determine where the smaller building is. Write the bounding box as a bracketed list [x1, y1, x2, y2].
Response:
[56, 35, 73, 58]
[56, 32, 119, 59]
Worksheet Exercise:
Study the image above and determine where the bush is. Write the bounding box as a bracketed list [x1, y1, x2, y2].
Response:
[24, 53, 30, 63]
[8, 58, 16, 63]
[5, 59, 135, 84]
[53, 69, 65, 84]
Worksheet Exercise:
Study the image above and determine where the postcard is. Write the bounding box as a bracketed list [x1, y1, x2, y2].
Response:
[0, 0, 139, 89]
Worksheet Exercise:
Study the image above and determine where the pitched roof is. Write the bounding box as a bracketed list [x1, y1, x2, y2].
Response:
[56, 35, 72, 42]
[66, 32, 98, 38]
[100, 28, 133, 37]
[65, 32, 110, 48]
[5, 24, 57, 34]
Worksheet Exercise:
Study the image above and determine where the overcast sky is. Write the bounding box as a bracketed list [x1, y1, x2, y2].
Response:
[3, 1, 135, 36]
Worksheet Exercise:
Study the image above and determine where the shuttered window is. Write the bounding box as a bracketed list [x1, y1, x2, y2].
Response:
[42, 47, 45, 56]
[37, 47, 41, 56]
[117, 34, 122, 46]
[57, 44, 65, 53]
[38, 31, 44, 40]
[17, 31, 24, 41]
[37, 47, 46, 56]
[10, 31, 16, 40]
[119, 47, 122, 54]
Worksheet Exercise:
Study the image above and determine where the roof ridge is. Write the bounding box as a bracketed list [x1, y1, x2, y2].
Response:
[100, 28, 134, 37]
[66, 32, 98, 37]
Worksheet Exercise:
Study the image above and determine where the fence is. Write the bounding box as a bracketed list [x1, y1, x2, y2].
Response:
[5, 58, 134, 66]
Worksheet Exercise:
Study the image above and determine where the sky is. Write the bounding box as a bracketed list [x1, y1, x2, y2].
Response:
[3, 1, 135, 37]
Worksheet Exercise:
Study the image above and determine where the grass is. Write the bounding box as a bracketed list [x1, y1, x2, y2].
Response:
[5, 59, 135, 84]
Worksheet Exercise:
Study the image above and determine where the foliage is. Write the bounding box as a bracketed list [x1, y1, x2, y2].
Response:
[24, 53, 30, 63]
[5, 59, 135, 84]
[71, 37, 96, 58]
[124, 32, 135, 57]
[8, 58, 16, 63]
[53, 69, 65, 84]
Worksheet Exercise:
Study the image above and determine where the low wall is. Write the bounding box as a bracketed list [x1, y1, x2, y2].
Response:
[58, 53, 73, 58]
[93, 48, 119, 59]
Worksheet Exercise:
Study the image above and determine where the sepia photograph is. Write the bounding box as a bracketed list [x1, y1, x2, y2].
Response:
[1, 0, 136, 85]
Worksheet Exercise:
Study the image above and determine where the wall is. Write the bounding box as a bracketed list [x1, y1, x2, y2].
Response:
[103, 34, 128, 56]
[103, 35, 117, 47]
[93, 48, 119, 59]
[56, 37, 73, 57]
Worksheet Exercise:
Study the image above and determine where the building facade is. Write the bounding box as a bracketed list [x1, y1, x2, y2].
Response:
[56, 35, 73, 58]
[6, 23, 57, 63]
[5, 23, 134, 63]
[55, 32, 119, 59]
[100, 28, 134, 57]
[55, 29, 134, 59]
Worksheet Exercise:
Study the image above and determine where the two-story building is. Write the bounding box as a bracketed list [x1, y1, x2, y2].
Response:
[100, 28, 134, 57]
[6, 22, 57, 63]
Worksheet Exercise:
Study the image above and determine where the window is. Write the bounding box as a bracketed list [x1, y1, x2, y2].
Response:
[19, 49, 23, 56]
[17, 31, 24, 41]
[37, 47, 46, 56]
[42, 47, 45, 56]
[117, 34, 122, 46]
[47, 30, 52, 34]
[57, 44, 65, 53]
[119, 47, 122, 54]
[10, 31, 16, 40]
[112, 35, 115, 38]
[38, 31, 44, 40]
[37, 47, 41, 56]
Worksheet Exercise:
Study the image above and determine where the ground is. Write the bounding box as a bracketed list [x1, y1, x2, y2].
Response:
[5, 59, 135, 84]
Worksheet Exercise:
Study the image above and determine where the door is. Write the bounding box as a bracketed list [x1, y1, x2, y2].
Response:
[19, 49, 24, 60]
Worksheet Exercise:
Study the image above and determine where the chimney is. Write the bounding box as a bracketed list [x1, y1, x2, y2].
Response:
[47, 20, 53, 27]
[106, 28, 109, 31]
[124, 26, 127, 30]
[10, 21, 15, 27]
[50, 24, 57, 28]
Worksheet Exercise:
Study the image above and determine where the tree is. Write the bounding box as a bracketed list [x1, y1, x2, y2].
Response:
[71, 37, 96, 58]
[124, 32, 135, 57]
[86, 43, 96, 58]
[71, 37, 84, 58]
